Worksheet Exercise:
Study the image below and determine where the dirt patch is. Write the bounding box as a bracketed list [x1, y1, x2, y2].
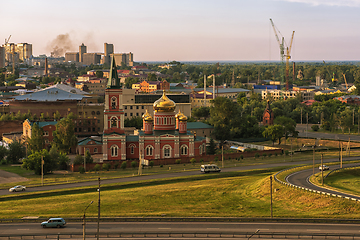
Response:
[0, 169, 29, 184]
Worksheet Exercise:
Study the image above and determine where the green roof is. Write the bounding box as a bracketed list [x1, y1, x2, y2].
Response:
[78, 137, 102, 146]
[187, 122, 213, 129]
[31, 121, 57, 128]
[106, 55, 121, 89]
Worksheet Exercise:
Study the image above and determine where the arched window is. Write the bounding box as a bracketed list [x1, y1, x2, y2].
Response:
[163, 145, 172, 158]
[199, 145, 202, 154]
[146, 145, 153, 156]
[111, 117, 117, 127]
[180, 145, 188, 155]
[111, 97, 117, 109]
[111, 145, 118, 157]
[129, 144, 136, 154]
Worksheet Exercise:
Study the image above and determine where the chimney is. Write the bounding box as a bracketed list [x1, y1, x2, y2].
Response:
[44, 57, 48, 76]
[204, 75, 206, 107]
[213, 75, 215, 99]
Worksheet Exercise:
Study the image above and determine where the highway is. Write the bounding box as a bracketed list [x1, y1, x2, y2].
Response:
[1, 221, 360, 239]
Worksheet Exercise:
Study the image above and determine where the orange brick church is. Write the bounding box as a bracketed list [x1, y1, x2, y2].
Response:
[102, 57, 207, 162]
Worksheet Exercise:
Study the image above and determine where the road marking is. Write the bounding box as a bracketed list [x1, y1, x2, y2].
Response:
[258, 229, 269, 230]
[17, 229, 30, 231]
[207, 228, 220, 230]
[158, 228, 171, 229]
[307, 229, 320, 231]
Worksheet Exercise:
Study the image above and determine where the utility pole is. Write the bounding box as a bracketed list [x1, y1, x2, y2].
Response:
[321, 154, 324, 186]
[221, 144, 224, 168]
[306, 113, 308, 138]
[340, 143, 343, 169]
[312, 145, 315, 175]
[270, 176, 273, 218]
[83, 201, 93, 240]
[97, 178, 100, 240]
[84, 146, 86, 172]
[41, 155, 44, 186]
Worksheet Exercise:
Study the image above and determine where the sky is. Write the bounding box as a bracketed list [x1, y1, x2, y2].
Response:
[1, 0, 360, 62]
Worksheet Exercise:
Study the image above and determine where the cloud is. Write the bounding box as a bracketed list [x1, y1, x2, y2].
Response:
[278, 0, 360, 7]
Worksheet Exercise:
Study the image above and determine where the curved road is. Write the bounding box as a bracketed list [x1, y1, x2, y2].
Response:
[286, 163, 360, 200]
[2, 156, 360, 196]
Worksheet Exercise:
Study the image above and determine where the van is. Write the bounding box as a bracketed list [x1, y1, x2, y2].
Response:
[200, 164, 221, 173]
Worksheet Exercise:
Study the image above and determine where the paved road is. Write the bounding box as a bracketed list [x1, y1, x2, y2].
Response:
[285, 163, 360, 200]
[1, 221, 360, 238]
[296, 124, 360, 142]
[3, 156, 360, 197]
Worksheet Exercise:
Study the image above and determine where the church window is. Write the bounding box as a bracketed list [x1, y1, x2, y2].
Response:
[111, 97, 117, 109]
[163, 145, 171, 158]
[146, 145, 153, 156]
[164, 117, 167, 125]
[94, 148, 98, 153]
[180, 145, 188, 155]
[111, 145, 118, 157]
[130, 144, 135, 154]
[199, 145, 202, 154]
[111, 117, 117, 127]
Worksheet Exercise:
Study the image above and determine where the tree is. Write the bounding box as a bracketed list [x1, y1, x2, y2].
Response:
[85, 150, 93, 164]
[209, 97, 242, 142]
[147, 73, 157, 81]
[192, 107, 210, 119]
[262, 125, 284, 146]
[7, 140, 26, 164]
[49, 145, 70, 170]
[0, 145, 7, 162]
[274, 116, 298, 140]
[26, 123, 44, 152]
[52, 113, 78, 153]
[207, 138, 217, 155]
[22, 149, 57, 175]
[95, 70, 103, 78]
[125, 77, 138, 89]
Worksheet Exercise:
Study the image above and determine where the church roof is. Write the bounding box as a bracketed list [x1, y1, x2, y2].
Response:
[13, 87, 88, 101]
[187, 122, 213, 129]
[106, 56, 121, 89]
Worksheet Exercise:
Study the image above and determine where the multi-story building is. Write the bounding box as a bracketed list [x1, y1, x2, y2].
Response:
[112, 52, 133, 67]
[122, 89, 191, 119]
[84, 79, 107, 96]
[3, 43, 32, 61]
[261, 89, 314, 101]
[65, 52, 79, 62]
[79, 43, 86, 63]
[0, 47, 5, 68]
[82, 53, 101, 65]
[191, 88, 250, 108]
[132, 80, 170, 93]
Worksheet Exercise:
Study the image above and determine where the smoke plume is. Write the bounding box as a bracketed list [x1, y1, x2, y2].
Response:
[47, 33, 74, 57]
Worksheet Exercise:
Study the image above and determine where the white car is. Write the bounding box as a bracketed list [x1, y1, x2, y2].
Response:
[9, 185, 26, 192]
[319, 165, 329, 171]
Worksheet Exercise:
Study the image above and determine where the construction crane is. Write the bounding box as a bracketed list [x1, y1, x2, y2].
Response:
[4, 35, 11, 45]
[342, 73, 348, 90]
[270, 18, 295, 90]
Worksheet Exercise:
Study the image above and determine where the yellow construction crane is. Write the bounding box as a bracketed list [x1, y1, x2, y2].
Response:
[342, 73, 348, 90]
[4, 35, 11, 45]
[270, 19, 295, 90]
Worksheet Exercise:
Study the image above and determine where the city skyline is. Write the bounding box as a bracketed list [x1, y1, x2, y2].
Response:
[1, 0, 360, 62]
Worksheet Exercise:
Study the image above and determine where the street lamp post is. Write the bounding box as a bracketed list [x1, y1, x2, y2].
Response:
[83, 201, 93, 240]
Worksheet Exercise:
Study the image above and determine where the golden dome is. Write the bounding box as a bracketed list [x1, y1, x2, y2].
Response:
[142, 109, 153, 121]
[176, 110, 187, 121]
[153, 91, 176, 112]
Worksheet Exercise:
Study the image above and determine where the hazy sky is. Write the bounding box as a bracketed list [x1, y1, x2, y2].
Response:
[1, 0, 359, 62]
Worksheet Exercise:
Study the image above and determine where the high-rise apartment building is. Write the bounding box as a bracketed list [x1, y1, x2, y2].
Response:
[103, 43, 114, 65]
[65, 52, 79, 62]
[0, 47, 5, 68]
[2, 43, 32, 62]
[79, 43, 87, 63]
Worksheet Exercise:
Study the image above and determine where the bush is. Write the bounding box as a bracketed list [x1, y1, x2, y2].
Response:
[190, 158, 196, 165]
[131, 161, 137, 168]
[262, 153, 267, 158]
[73, 155, 84, 165]
[114, 162, 119, 169]
[149, 161, 154, 168]
[102, 163, 111, 171]
[275, 153, 278, 157]
[78, 166, 85, 174]
[254, 153, 260, 158]
[285, 150, 289, 156]
[200, 159, 204, 163]
[311, 124, 320, 132]
[160, 164, 163, 168]
[121, 161, 127, 170]
[93, 164, 101, 172]
[240, 155, 244, 159]
[214, 156, 218, 162]
[175, 159, 181, 164]
[268, 153, 272, 157]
